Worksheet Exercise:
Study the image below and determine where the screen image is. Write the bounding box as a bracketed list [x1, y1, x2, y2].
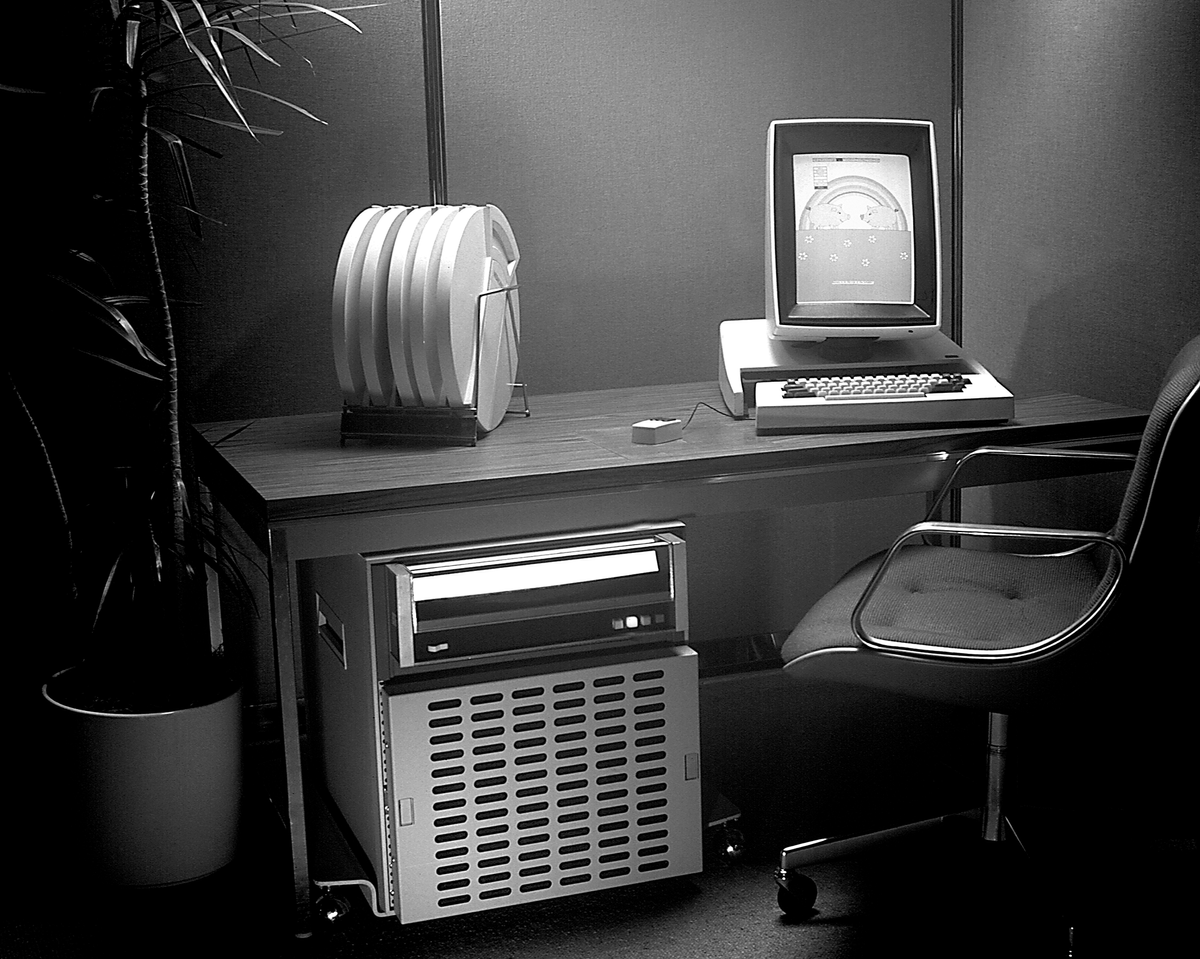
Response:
[766, 119, 939, 341]
[793, 153, 914, 306]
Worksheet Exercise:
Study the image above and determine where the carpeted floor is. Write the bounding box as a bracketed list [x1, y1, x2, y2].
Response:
[4, 799, 1193, 959]
[4, 666, 1194, 958]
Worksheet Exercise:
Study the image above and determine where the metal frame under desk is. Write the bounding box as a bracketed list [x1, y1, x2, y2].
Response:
[192, 381, 1147, 938]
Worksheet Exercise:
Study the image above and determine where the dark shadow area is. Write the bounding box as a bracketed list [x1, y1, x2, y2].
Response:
[6, 791, 1191, 959]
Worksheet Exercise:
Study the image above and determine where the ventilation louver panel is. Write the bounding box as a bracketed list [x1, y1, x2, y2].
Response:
[385, 646, 701, 922]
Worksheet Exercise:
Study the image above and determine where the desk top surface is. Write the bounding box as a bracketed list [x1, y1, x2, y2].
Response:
[193, 382, 1147, 529]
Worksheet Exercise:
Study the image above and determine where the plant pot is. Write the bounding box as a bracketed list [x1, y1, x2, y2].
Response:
[42, 672, 243, 886]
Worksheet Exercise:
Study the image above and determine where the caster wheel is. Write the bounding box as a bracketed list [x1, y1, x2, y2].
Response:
[775, 869, 817, 918]
[715, 823, 746, 864]
[316, 891, 352, 923]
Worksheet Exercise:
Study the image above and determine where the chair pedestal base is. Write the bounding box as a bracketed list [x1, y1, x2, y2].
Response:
[775, 809, 982, 918]
[776, 711, 1015, 918]
[777, 807, 981, 877]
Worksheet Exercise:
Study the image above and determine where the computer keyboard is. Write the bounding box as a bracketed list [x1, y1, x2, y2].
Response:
[754, 365, 1014, 432]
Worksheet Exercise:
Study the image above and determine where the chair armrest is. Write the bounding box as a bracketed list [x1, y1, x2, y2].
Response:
[923, 445, 1137, 522]
[851, 519, 1127, 662]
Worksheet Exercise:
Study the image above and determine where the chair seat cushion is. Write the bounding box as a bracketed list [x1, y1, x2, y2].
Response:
[781, 544, 1106, 663]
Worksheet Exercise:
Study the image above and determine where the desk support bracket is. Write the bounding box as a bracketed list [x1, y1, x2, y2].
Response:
[269, 526, 313, 938]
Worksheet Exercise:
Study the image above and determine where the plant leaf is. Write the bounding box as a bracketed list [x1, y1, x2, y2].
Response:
[233, 84, 326, 123]
[159, 0, 258, 138]
[49, 274, 165, 369]
[149, 125, 203, 237]
[210, 2, 368, 33]
[136, 2, 380, 61]
[210, 17, 352, 58]
[94, 551, 127, 634]
[207, 23, 282, 66]
[73, 348, 167, 383]
[125, 17, 141, 69]
[187, 1, 238, 94]
[104, 294, 153, 309]
[6, 371, 74, 591]
[66, 248, 117, 291]
[191, 2, 261, 134]
[144, 112, 225, 158]
[172, 110, 284, 136]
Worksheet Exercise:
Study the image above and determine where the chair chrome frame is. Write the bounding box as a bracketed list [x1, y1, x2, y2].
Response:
[777, 445, 1138, 904]
[852, 521, 1127, 662]
[775, 343, 1200, 939]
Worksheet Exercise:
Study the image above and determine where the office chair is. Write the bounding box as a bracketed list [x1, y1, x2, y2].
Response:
[774, 334, 1200, 921]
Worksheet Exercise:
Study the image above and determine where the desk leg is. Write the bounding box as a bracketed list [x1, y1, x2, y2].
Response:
[269, 527, 313, 938]
[926, 486, 962, 523]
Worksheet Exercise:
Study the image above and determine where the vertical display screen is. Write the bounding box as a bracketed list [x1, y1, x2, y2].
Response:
[793, 153, 915, 306]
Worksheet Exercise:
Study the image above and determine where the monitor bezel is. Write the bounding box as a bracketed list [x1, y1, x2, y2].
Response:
[767, 118, 941, 341]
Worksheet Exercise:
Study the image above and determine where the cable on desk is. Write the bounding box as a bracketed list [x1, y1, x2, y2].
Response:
[681, 402, 736, 430]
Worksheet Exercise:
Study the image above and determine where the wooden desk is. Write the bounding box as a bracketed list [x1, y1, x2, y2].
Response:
[192, 381, 1146, 935]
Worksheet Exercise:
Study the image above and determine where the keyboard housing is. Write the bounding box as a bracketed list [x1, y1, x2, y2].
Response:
[755, 358, 1013, 432]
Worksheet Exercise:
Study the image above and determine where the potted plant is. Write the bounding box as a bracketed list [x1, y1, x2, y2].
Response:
[3, 1, 374, 886]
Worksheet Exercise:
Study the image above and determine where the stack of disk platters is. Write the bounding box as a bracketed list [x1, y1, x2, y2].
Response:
[333, 204, 520, 434]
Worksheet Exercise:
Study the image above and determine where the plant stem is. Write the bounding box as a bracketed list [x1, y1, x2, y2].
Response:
[137, 80, 189, 599]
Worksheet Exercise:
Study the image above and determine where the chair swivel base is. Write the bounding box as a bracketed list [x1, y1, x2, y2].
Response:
[774, 807, 994, 918]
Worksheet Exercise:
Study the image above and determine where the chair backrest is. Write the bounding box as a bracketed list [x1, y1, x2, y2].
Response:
[1089, 339, 1199, 783]
[1110, 333, 1200, 587]
[1004, 336, 1198, 702]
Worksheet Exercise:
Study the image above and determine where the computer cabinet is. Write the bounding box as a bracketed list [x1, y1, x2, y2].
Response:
[299, 523, 702, 922]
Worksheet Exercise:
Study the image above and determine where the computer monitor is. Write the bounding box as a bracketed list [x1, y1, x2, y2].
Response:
[766, 118, 941, 342]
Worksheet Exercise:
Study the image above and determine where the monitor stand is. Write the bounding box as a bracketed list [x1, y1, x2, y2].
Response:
[718, 318, 993, 417]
